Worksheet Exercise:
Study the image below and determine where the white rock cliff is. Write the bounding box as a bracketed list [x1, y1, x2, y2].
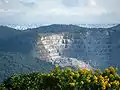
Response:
[32, 33, 92, 70]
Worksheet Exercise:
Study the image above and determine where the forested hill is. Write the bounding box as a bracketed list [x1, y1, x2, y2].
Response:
[0, 24, 120, 54]
[0, 24, 120, 82]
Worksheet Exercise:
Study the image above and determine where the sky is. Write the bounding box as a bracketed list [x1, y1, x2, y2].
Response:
[0, 0, 120, 25]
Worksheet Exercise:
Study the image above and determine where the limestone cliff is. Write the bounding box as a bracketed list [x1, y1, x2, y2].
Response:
[32, 33, 92, 69]
[32, 30, 111, 69]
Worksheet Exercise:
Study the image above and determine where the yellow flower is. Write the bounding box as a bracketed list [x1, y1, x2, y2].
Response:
[106, 78, 109, 81]
[99, 75, 104, 79]
[107, 83, 111, 88]
[86, 79, 91, 83]
[109, 66, 116, 73]
[104, 76, 108, 79]
[69, 76, 73, 80]
[114, 81, 119, 86]
[70, 72, 74, 76]
[93, 80, 98, 83]
[109, 74, 114, 78]
[115, 67, 118, 71]
[104, 81, 108, 85]
[47, 74, 50, 76]
[105, 69, 110, 73]
[86, 76, 90, 80]
[69, 83, 75, 87]
[74, 73, 80, 78]
[114, 73, 119, 79]
[101, 86, 106, 90]
[101, 81, 105, 85]
[81, 81, 84, 85]
[93, 76, 98, 80]
[81, 70, 87, 75]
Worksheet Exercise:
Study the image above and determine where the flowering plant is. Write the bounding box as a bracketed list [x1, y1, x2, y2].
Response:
[0, 66, 120, 90]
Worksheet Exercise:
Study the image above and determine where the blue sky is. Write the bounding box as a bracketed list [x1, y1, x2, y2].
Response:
[0, 0, 120, 25]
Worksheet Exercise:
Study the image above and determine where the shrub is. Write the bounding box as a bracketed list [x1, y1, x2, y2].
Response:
[0, 66, 120, 90]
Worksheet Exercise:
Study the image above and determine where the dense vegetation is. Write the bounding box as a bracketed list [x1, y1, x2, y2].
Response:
[0, 66, 120, 90]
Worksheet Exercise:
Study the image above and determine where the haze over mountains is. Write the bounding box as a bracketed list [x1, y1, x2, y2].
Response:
[0, 24, 117, 30]
[0, 24, 120, 82]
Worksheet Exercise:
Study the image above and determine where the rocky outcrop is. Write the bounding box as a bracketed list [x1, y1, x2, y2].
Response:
[33, 30, 112, 70]
[33, 33, 92, 69]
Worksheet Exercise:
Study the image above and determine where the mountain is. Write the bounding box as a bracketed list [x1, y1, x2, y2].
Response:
[6, 24, 42, 30]
[0, 26, 36, 53]
[0, 24, 120, 82]
[79, 24, 117, 28]
[5, 24, 118, 30]
[0, 26, 21, 39]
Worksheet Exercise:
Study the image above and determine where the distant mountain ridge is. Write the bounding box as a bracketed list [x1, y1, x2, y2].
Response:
[0, 24, 120, 53]
[0, 24, 119, 30]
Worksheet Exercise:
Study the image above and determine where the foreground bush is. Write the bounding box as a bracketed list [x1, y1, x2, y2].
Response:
[0, 66, 120, 90]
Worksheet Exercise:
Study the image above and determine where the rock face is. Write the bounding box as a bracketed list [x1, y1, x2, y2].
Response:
[33, 30, 112, 70]
[33, 33, 91, 69]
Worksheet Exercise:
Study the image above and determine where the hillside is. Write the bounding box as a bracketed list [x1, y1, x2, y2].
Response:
[0, 24, 120, 82]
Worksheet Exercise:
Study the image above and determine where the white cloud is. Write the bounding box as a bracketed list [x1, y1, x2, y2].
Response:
[0, 0, 120, 25]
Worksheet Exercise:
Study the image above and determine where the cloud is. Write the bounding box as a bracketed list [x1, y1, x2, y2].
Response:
[0, 0, 120, 25]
